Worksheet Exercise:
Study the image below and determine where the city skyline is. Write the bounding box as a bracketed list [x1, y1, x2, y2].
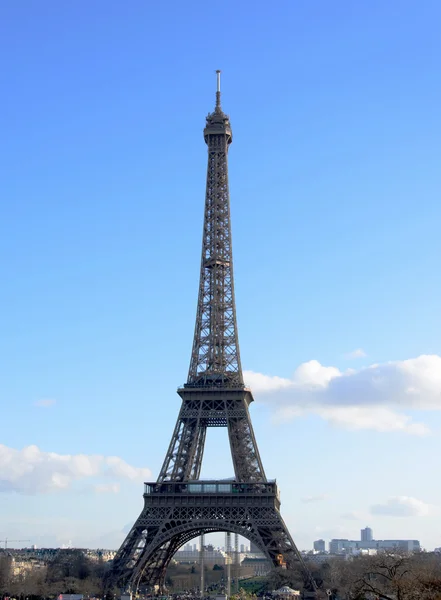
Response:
[1, 1, 441, 553]
[0, 525, 424, 555]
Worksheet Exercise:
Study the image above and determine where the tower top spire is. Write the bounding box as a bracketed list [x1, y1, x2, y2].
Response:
[204, 70, 232, 143]
[215, 69, 221, 111]
[189, 70, 239, 387]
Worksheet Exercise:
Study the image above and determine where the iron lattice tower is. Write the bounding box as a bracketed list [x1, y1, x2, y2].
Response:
[109, 72, 317, 597]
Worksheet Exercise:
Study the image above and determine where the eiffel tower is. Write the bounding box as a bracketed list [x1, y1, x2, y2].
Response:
[109, 72, 318, 597]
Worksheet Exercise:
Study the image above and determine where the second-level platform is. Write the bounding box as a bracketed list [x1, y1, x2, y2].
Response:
[143, 480, 281, 510]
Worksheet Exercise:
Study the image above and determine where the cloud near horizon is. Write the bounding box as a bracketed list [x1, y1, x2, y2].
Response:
[301, 494, 328, 504]
[0, 444, 151, 495]
[340, 511, 365, 520]
[244, 354, 441, 434]
[370, 496, 431, 517]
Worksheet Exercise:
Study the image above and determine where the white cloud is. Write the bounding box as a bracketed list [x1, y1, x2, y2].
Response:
[245, 360, 341, 392]
[244, 371, 291, 392]
[344, 348, 367, 359]
[292, 360, 341, 387]
[244, 354, 441, 434]
[370, 496, 431, 517]
[94, 483, 120, 494]
[0, 444, 151, 494]
[313, 406, 429, 435]
[34, 399, 56, 408]
[341, 511, 365, 520]
[301, 494, 328, 504]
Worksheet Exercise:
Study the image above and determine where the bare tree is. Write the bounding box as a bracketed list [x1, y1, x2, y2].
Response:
[0, 553, 12, 594]
[342, 551, 441, 600]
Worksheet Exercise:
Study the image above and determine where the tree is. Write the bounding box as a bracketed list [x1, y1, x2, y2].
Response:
[339, 551, 441, 600]
[412, 553, 441, 599]
[267, 565, 305, 592]
[0, 554, 12, 594]
[232, 589, 257, 600]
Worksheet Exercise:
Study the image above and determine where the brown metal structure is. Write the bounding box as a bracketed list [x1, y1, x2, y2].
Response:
[109, 72, 317, 597]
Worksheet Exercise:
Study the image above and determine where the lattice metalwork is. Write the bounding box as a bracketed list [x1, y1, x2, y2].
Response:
[157, 389, 266, 483]
[110, 483, 316, 594]
[187, 73, 242, 389]
[108, 73, 318, 598]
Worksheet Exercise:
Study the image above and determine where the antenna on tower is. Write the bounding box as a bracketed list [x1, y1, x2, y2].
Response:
[215, 69, 221, 110]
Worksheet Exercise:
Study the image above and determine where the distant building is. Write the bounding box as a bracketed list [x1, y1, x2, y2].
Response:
[313, 539, 326, 553]
[329, 538, 420, 554]
[174, 547, 228, 566]
[352, 548, 378, 556]
[329, 527, 419, 555]
[273, 586, 300, 598]
[8, 548, 116, 563]
[361, 527, 373, 542]
[241, 557, 271, 577]
[85, 549, 116, 562]
[302, 553, 333, 564]
[11, 557, 46, 577]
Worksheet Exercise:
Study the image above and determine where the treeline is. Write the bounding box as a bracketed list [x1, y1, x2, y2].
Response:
[1, 549, 441, 599]
[0, 550, 109, 599]
[271, 551, 441, 599]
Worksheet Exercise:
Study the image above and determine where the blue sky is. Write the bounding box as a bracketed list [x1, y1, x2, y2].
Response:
[1, 0, 441, 552]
